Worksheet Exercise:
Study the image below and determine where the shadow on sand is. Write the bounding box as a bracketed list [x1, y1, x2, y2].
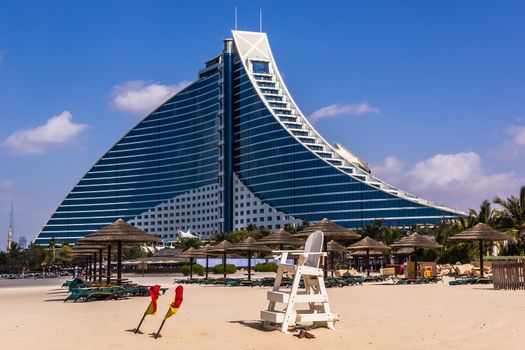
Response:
[125, 328, 144, 335]
[228, 320, 274, 332]
[44, 298, 66, 302]
[47, 291, 68, 295]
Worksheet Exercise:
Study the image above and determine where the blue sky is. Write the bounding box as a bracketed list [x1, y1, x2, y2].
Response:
[0, 1, 524, 246]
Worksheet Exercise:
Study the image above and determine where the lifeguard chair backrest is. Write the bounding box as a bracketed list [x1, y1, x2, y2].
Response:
[303, 230, 324, 268]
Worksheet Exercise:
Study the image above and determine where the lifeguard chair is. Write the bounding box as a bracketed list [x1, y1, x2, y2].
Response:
[261, 230, 335, 332]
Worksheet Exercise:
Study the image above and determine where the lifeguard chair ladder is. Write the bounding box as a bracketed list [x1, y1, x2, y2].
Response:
[261, 230, 335, 332]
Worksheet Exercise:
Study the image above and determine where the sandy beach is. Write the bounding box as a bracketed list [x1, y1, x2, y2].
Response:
[0, 275, 523, 350]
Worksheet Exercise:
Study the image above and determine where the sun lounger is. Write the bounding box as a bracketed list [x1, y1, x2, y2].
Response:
[64, 286, 126, 302]
[449, 276, 492, 285]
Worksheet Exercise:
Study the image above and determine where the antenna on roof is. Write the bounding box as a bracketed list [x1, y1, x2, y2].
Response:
[234, 6, 238, 30]
[259, 8, 263, 32]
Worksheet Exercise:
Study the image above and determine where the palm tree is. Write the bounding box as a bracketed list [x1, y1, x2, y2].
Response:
[380, 226, 404, 246]
[357, 219, 386, 240]
[455, 200, 498, 230]
[494, 186, 525, 242]
[471, 200, 498, 226]
[431, 221, 456, 246]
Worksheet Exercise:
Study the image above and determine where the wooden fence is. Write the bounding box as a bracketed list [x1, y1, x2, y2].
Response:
[492, 259, 525, 290]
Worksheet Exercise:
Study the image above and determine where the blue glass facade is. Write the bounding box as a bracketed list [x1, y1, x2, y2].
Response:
[231, 60, 456, 228]
[34, 30, 461, 245]
[35, 69, 220, 244]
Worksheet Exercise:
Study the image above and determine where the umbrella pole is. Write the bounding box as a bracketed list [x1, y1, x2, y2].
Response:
[330, 251, 334, 277]
[479, 240, 484, 278]
[323, 241, 328, 278]
[98, 248, 103, 284]
[91, 256, 95, 281]
[106, 244, 112, 285]
[117, 240, 122, 285]
[205, 255, 209, 279]
[91, 253, 97, 282]
[223, 252, 227, 280]
[248, 250, 252, 281]
[366, 248, 370, 277]
[413, 247, 418, 279]
[86, 257, 91, 281]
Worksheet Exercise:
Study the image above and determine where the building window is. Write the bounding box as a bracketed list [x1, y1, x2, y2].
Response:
[252, 61, 269, 74]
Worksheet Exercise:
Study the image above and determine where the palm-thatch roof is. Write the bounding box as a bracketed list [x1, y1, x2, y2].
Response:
[79, 219, 161, 245]
[390, 232, 442, 249]
[347, 236, 390, 251]
[207, 240, 233, 254]
[228, 237, 272, 253]
[448, 223, 515, 242]
[177, 247, 206, 258]
[349, 250, 386, 257]
[327, 240, 347, 252]
[293, 218, 361, 240]
[258, 228, 304, 247]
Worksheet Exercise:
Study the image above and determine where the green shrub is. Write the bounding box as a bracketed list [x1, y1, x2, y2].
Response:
[254, 262, 278, 272]
[181, 263, 204, 276]
[212, 263, 236, 275]
[436, 244, 472, 264]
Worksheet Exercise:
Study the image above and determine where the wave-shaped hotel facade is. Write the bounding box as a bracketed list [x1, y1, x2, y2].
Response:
[34, 31, 462, 245]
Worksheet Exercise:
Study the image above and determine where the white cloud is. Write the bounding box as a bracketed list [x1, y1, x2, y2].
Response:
[372, 156, 404, 177]
[3, 111, 89, 155]
[372, 152, 522, 211]
[308, 103, 379, 123]
[111, 80, 191, 117]
[491, 125, 525, 159]
[508, 126, 525, 147]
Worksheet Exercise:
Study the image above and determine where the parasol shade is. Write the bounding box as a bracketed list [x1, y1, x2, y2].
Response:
[347, 236, 390, 251]
[293, 218, 361, 240]
[258, 229, 304, 248]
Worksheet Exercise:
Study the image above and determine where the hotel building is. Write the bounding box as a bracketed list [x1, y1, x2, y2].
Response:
[34, 31, 462, 245]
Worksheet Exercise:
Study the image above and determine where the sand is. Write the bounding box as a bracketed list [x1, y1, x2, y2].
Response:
[0, 275, 523, 350]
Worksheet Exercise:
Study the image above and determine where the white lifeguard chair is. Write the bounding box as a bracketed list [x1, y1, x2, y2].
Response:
[261, 230, 335, 332]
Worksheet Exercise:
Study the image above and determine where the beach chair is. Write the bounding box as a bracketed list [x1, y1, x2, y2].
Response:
[261, 230, 334, 333]
[64, 286, 126, 302]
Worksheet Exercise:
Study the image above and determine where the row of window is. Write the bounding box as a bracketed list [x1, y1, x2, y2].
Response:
[232, 59, 458, 228]
[38, 70, 221, 243]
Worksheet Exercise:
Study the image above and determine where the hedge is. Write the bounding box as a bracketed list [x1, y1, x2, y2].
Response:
[212, 263, 236, 275]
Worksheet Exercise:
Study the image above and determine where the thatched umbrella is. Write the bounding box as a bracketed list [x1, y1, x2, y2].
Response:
[207, 240, 233, 280]
[294, 218, 361, 276]
[327, 240, 346, 276]
[74, 241, 112, 283]
[258, 228, 304, 249]
[448, 223, 515, 277]
[228, 237, 272, 281]
[177, 247, 206, 279]
[349, 250, 386, 257]
[390, 233, 442, 278]
[71, 250, 99, 281]
[348, 237, 390, 276]
[194, 244, 212, 279]
[294, 218, 361, 241]
[79, 219, 161, 284]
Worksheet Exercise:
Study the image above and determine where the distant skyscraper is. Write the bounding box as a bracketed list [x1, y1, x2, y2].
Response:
[7, 201, 14, 250]
[34, 30, 463, 245]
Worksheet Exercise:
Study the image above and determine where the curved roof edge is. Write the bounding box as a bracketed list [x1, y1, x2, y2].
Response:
[231, 30, 465, 217]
